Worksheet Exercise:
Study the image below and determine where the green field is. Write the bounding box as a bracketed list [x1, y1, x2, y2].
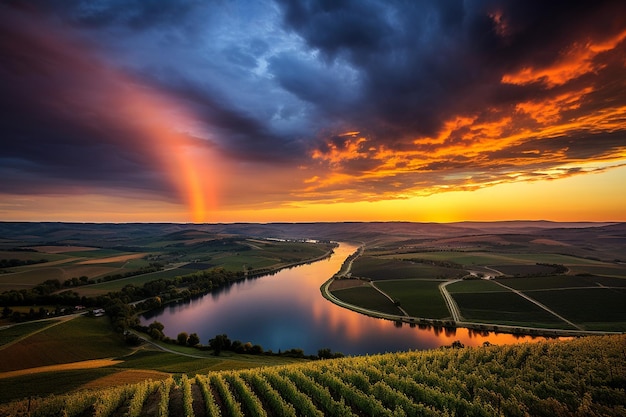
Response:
[64, 249, 133, 258]
[374, 280, 450, 318]
[0, 251, 67, 263]
[78, 267, 198, 294]
[331, 286, 403, 315]
[117, 348, 307, 374]
[499, 275, 626, 291]
[338, 244, 626, 331]
[0, 320, 60, 347]
[0, 236, 333, 296]
[524, 288, 626, 330]
[400, 251, 605, 266]
[0, 316, 130, 373]
[451, 292, 574, 328]
[447, 279, 506, 293]
[351, 256, 464, 280]
[566, 264, 626, 277]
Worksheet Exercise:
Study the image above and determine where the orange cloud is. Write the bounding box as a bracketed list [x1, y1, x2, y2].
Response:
[306, 91, 626, 203]
[515, 88, 593, 125]
[502, 29, 626, 87]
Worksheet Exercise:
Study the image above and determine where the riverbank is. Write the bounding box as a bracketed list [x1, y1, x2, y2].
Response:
[319, 246, 623, 339]
[320, 276, 622, 338]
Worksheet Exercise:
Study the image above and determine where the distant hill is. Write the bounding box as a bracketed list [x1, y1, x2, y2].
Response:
[2, 221, 624, 260]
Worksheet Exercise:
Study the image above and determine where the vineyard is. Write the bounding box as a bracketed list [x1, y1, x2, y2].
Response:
[2, 334, 624, 417]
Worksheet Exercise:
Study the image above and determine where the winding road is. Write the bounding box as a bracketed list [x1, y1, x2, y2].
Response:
[439, 280, 463, 322]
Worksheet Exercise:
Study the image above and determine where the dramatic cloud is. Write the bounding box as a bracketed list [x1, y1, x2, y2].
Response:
[1, 0, 625, 220]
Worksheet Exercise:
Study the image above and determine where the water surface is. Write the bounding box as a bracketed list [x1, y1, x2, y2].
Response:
[141, 243, 550, 355]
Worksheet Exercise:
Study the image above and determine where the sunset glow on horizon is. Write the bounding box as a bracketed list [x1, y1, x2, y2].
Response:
[1, 1, 625, 224]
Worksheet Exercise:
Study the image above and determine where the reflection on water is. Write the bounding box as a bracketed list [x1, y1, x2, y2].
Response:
[141, 243, 553, 355]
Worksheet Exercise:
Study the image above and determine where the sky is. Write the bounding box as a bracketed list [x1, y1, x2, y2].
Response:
[1, 0, 625, 223]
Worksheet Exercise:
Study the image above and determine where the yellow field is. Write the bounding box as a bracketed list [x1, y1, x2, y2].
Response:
[79, 369, 171, 390]
[77, 253, 147, 265]
[31, 246, 99, 254]
[0, 359, 122, 380]
[329, 278, 369, 291]
[0, 265, 122, 289]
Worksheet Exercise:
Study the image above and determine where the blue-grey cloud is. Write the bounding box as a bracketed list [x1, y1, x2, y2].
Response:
[1, 0, 625, 204]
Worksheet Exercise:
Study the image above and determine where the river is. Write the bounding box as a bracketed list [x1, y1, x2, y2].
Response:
[141, 242, 550, 355]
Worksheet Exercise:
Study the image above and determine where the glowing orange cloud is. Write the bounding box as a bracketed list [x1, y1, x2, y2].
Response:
[306, 45, 626, 205]
[502, 29, 626, 87]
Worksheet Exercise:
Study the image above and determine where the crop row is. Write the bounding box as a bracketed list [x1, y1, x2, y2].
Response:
[2, 334, 624, 417]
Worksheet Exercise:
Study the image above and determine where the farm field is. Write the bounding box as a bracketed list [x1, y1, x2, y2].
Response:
[337, 271, 626, 331]
[0, 227, 334, 297]
[523, 288, 626, 331]
[74, 267, 198, 295]
[374, 280, 450, 319]
[396, 251, 609, 266]
[0, 316, 129, 373]
[2, 334, 624, 416]
[0, 315, 310, 404]
[350, 256, 465, 280]
[328, 226, 626, 333]
[330, 286, 402, 315]
[451, 291, 575, 328]
[0, 320, 60, 347]
[446, 279, 505, 293]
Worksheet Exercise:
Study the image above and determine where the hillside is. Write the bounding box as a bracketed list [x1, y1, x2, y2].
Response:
[2, 334, 624, 417]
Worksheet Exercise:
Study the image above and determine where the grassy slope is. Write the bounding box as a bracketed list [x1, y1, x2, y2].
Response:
[2, 334, 624, 416]
[0, 316, 310, 404]
[0, 316, 129, 373]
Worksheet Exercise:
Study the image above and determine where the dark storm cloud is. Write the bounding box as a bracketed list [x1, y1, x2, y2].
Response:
[0, 1, 301, 198]
[30, 0, 205, 30]
[0, 8, 164, 195]
[1, 0, 625, 205]
[277, 0, 626, 143]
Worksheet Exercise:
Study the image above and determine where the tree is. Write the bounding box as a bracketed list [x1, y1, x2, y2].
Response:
[187, 333, 200, 347]
[450, 340, 465, 349]
[318, 347, 333, 359]
[148, 321, 165, 340]
[124, 332, 142, 346]
[148, 321, 164, 332]
[177, 332, 189, 346]
[209, 334, 231, 356]
[149, 327, 164, 340]
[232, 340, 244, 353]
[318, 347, 344, 359]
